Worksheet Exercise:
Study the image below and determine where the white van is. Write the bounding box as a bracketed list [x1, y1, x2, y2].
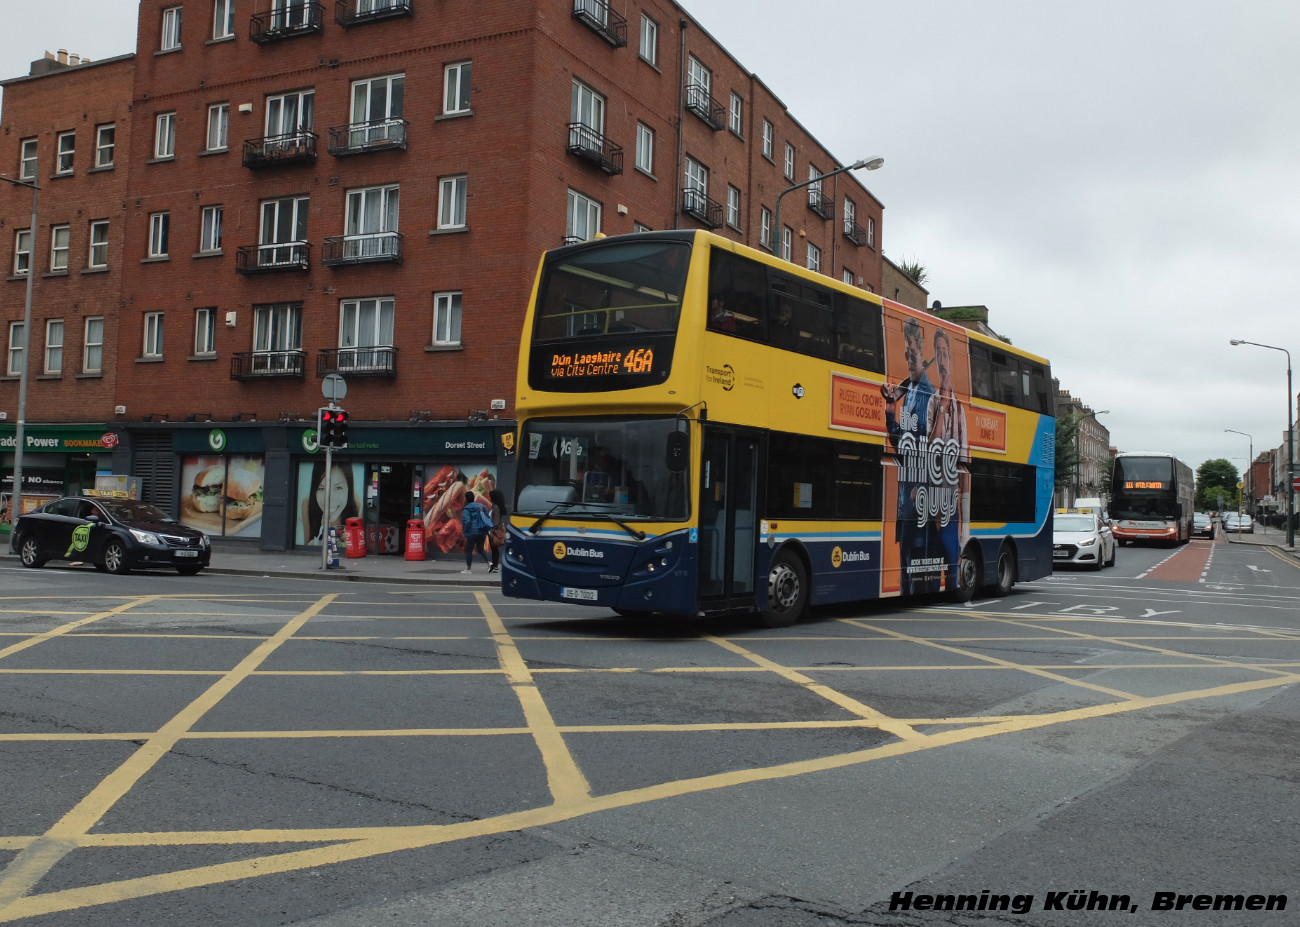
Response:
[1074, 497, 1108, 522]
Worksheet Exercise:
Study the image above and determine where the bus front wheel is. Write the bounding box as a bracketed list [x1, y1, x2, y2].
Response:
[761, 551, 807, 627]
[948, 544, 980, 603]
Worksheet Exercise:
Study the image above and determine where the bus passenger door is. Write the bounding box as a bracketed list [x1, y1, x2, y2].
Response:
[699, 427, 760, 610]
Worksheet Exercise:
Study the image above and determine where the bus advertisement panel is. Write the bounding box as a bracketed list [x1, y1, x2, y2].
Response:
[503, 231, 1055, 625]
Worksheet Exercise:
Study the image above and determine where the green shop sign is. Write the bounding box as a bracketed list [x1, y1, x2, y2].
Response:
[0, 425, 119, 453]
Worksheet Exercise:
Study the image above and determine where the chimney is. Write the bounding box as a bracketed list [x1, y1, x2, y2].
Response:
[57, 49, 69, 64]
[68, 54, 80, 66]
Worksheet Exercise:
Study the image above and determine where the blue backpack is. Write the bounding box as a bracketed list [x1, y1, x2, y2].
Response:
[462, 501, 492, 535]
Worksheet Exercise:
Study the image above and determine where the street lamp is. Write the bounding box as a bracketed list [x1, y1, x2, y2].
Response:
[0, 173, 39, 530]
[771, 156, 883, 260]
[1224, 428, 1253, 522]
[1230, 339, 1294, 548]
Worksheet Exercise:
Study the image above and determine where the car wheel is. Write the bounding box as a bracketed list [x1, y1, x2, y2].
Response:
[19, 537, 46, 569]
[760, 550, 807, 627]
[986, 544, 1016, 596]
[1105, 544, 1116, 567]
[176, 564, 204, 576]
[948, 543, 980, 603]
[102, 540, 131, 575]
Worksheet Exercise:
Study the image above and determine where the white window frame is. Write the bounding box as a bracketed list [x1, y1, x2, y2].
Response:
[339, 296, 396, 369]
[806, 242, 821, 273]
[161, 6, 183, 50]
[83, 317, 104, 373]
[433, 291, 462, 346]
[344, 184, 400, 258]
[683, 157, 708, 209]
[783, 142, 795, 181]
[44, 319, 64, 375]
[566, 189, 601, 243]
[843, 197, 857, 237]
[868, 217, 876, 247]
[89, 220, 110, 268]
[729, 92, 743, 135]
[194, 307, 217, 356]
[95, 125, 115, 168]
[639, 14, 658, 66]
[761, 120, 773, 161]
[686, 56, 711, 113]
[14, 229, 32, 276]
[258, 195, 309, 265]
[807, 164, 823, 206]
[635, 122, 654, 175]
[200, 205, 223, 253]
[781, 225, 792, 262]
[265, 90, 314, 144]
[7, 322, 25, 377]
[571, 80, 606, 147]
[760, 207, 772, 250]
[443, 61, 472, 115]
[148, 212, 170, 258]
[49, 225, 70, 272]
[206, 103, 229, 151]
[843, 268, 855, 286]
[351, 73, 405, 146]
[56, 131, 75, 175]
[20, 139, 38, 180]
[726, 185, 741, 229]
[155, 112, 177, 159]
[213, 0, 236, 39]
[438, 175, 467, 230]
[143, 312, 165, 359]
[252, 302, 303, 371]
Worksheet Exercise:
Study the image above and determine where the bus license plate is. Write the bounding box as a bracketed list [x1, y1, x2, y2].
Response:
[175, 550, 198, 558]
[561, 587, 598, 602]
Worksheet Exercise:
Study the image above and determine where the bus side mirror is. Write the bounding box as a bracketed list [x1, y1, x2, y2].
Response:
[666, 432, 688, 472]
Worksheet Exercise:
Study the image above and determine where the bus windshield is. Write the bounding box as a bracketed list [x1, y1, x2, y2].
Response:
[1112, 457, 1178, 520]
[533, 240, 691, 340]
[515, 416, 689, 522]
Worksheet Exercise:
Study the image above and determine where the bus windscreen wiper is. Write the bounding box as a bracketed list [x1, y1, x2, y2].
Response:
[578, 512, 647, 540]
[528, 501, 577, 534]
[528, 504, 646, 540]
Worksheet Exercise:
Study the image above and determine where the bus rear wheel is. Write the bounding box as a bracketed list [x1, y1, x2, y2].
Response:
[986, 544, 1016, 597]
[948, 544, 980, 603]
[760, 551, 807, 628]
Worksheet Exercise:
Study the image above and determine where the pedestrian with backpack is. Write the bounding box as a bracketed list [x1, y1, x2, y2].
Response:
[486, 488, 509, 573]
[460, 491, 493, 573]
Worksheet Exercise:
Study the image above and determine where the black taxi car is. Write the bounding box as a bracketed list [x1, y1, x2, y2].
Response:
[10, 495, 210, 575]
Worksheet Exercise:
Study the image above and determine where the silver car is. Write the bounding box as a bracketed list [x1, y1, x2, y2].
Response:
[1221, 512, 1254, 534]
[1053, 510, 1117, 570]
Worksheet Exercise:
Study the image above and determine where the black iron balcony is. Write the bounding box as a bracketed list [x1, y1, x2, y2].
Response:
[327, 119, 408, 157]
[317, 346, 397, 378]
[572, 0, 627, 47]
[250, 2, 325, 42]
[681, 189, 723, 229]
[335, 0, 412, 27]
[230, 350, 307, 380]
[321, 232, 403, 266]
[242, 132, 318, 169]
[843, 218, 868, 246]
[807, 187, 835, 221]
[685, 83, 725, 131]
[234, 242, 311, 274]
[566, 123, 624, 174]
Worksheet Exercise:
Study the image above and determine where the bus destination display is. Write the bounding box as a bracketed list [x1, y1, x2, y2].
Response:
[530, 335, 674, 392]
[548, 347, 656, 379]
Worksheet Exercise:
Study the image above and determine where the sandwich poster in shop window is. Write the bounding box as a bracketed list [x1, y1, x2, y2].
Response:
[180, 455, 266, 537]
[420, 463, 498, 555]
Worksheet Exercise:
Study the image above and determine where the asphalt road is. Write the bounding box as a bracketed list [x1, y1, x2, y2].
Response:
[0, 539, 1297, 926]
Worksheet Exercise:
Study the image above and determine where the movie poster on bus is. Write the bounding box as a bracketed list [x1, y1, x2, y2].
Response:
[879, 305, 971, 596]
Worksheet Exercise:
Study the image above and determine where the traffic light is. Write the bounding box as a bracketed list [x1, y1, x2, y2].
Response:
[317, 407, 349, 448]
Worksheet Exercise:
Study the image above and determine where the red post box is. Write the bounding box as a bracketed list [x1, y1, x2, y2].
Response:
[345, 517, 367, 558]
[404, 519, 426, 561]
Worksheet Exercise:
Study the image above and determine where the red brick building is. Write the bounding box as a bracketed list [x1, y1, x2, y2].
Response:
[1, 0, 887, 551]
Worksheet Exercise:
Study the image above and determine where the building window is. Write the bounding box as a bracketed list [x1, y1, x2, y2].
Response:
[155, 112, 176, 159]
[807, 164, 822, 207]
[781, 225, 792, 261]
[6, 322, 25, 377]
[633, 222, 652, 233]
[13, 229, 32, 276]
[161, 6, 183, 50]
[194, 307, 217, 355]
[761, 120, 773, 161]
[443, 61, 471, 115]
[339, 296, 395, 368]
[867, 217, 875, 247]
[727, 185, 741, 229]
[49, 225, 70, 272]
[729, 92, 743, 136]
[95, 125, 115, 168]
[20, 139, 38, 180]
[783, 142, 795, 181]
[684, 157, 708, 209]
[570, 79, 606, 155]
[433, 291, 462, 345]
[206, 103, 229, 150]
[351, 73, 405, 146]
[438, 175, 467, 229]
[344, 184, 400, 257]
[200, 205, 223, 253]
[566, 189, 601, 242]
[635, 122, 654, 174]
[843, 268, 854, 286]
[639, 14, 658, 66]
[760, 207, 772, 250]
[44, 320, 64, 374]
[88, 220, 110, 268]
[147, 212, 170, 258]
[56, 131, 75, 175]
[806, 242, 821, 273]
[686, 56, 712, 114]
[843, 197, 856, 236]
[259, 195, 308, 263]
[143, 312, 165, 358]
[83, 317, 104, 373]
[253, 302, 302, 369]
[265, 90, 314, 143]
[213, 0, 236, 39]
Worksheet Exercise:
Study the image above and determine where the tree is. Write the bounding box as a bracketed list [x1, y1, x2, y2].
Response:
[1055, 413, 1082, 495]
[897, 258, 929, 286]
[1195, 458, 1239, 511]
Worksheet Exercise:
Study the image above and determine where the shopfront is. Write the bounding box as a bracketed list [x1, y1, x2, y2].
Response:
[1, 424, 120, 533]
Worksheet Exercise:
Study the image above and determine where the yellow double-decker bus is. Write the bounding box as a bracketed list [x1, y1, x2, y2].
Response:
[502, 230, 1056, 625]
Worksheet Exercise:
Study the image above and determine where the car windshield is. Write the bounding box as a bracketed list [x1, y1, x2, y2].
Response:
[1055, 515, 1096, 532]
[101, 500, 176, 524]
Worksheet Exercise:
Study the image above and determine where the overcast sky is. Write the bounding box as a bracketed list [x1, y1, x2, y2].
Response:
[6, 1, 1299, 481]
